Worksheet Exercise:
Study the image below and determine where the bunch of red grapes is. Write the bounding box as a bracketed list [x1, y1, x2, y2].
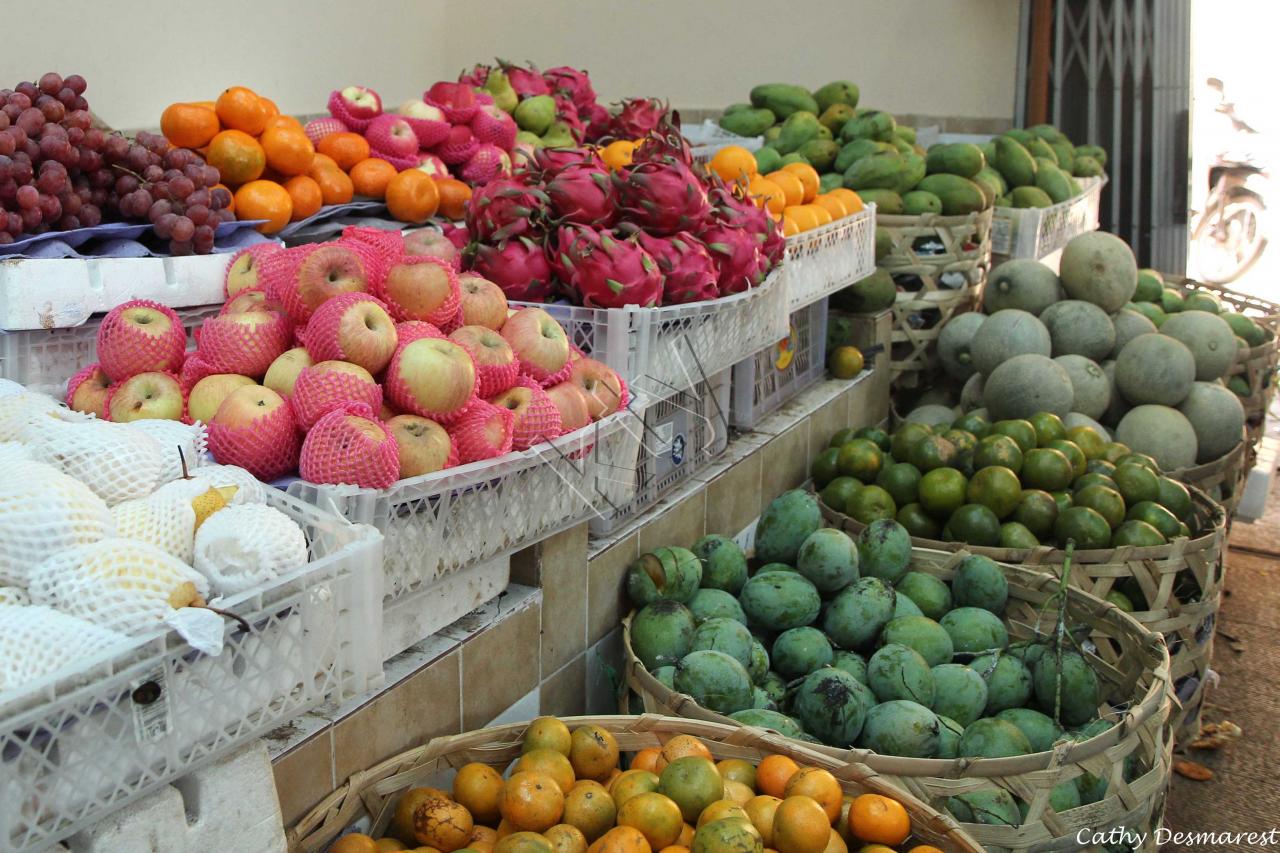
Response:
[0, 72, 234, 254]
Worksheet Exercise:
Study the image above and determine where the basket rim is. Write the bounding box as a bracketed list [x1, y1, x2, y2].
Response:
[1169, 436, 1246, 479]
[877, 207, 996, 228]
[784, 203, 875, 251]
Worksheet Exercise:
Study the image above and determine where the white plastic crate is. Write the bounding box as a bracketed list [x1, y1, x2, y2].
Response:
[784, 206, 876, 311]
[0, 489, 383, 853]
[521, 268, 787, 401]
[589, 368, 731, 537]
[730, 298, 829, 430]
[286, 407, 639, 605]
[990, 176, 1107, 258]
[0, 305, 218, 398]
[0, 250, 247, 332]
[682, 120, 764, 166]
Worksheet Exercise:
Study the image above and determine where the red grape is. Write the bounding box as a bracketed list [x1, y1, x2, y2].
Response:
[64, 75, 87, 96]
[103, 133, 128, 159]
[89, 187, 107, 206]
[149, 198, 172, 220]
[170, 215, 194, 241]
[142, 164, 163, 183]
[80, 204, 101, 226]
[66, 110, 91, 131]
[56, 88, 76, 108]
[114, 174, 139, 195]
[154, 212, 177, 238]
[16, 108, 44, 135]
[0, 233, 11, 245]
[77, 148, 101, 171]
[0, 112, 8, 132]
[186, 188, 209, 207]
[0, 154, 10, 179]
[61, 192, 81, 215]
[16, 185, 37, 209]
[193, 225, 215, 253]
[169, 176, 194, 199]
[82, 127, 102, 149]
[38, 194, 61, 221]
[6, 212, 20, 233]
[39, 98, 65, 123]
[66, 126, 84, 145]
[20, 207, 41, 230]
[6, 126, 26, 148]
[71, 96, 88, 112]
[9, 91, 31, 110]
[169, 239, 193, 255]
[56, 214, 80, 230]
[1, 105, 18, 123]
[186, 204, 210, 225]
[209, 186, 231, 209]
[11, 158, 31, 184]
[0, 179, 15, 203]
[38, 73, 63, 96]
[0, 136, 12, 157]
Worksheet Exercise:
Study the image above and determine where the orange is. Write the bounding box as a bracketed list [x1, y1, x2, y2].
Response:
[610, 770, 660, 810]
[617, 792, 684, 850]
[374, 840, 406, 852]
[826, 188, 864, 214]
[207, 130, 266, 185]
[331, 835, 379, 853]
[821, 829, 846, 853]
[385, 169, 439, 223]
[709, 145, 759, 184]
[501, 772, 565, 833]
[318, 131, 372, 171]
[722, 780, 754, 806]
[472, 827, 500, 846]
[546, 825, 588, 853]
[413, 796, 474, 852]
[907, 848, 944, 853]
[496, 820, 517, 840]
[744, 796, 782, 847]
[310, 152, 340, 173]
[781, 215, 800, 237]
[806, 204, 833, 226]
[658, 847, 690, 853]
[261, 125, 315, 176]
[765, 171, 805, 208]
[454, 763, 505, 825]
[656, 736, 712, 772]
[601, 139, 638, 170]
[812, 195, 849, 221]
[265, 113, 304, 132]
[772, 797, 830, 853]
[588, 826, 651, 853]
[260, 96, 280, 118]
[233, 180, 292, 234]
[678, 824, 694, 848]
[563, 780, 617, 842]
[784, 206, 819, 233]
[314, 167, 356, 205]
[392, 788, 452, 845]
[160, 103, 220, 149]
[570, 726, 620, 782]
[525, 717, 574, 756]
[630, 749, 662, 774]
[716, 760, 756, 791]
[755, 757, 800, 800]
[782, 163, 821, 202]
[435, 177, 473, 221]
[516, 748, 577, 795]
[694, 801, 748, 829]
[783, 769, 842, 824]
[283, 175, 322, 222]
[496, 832, 555, 853]
[215, 86, 269, 136]
[846, 795, 908, 846]
[351, 157, 399, 199]
[747, 176, 785, 216]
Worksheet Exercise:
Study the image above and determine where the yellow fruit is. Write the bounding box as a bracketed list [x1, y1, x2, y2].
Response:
[765, 171, 805, 208]
[747, 177, 786, 216]
[811, 195, 849, 221]
[784, 206, 820, 233]
[191, 485, 237, 530]
[709, 145, 759, 184]
[781, 216, 800, 237]
[827, 189, 864, 214]
[781, 163, 821, 203]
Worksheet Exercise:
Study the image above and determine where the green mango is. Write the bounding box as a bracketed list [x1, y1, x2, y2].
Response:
[925, 143, 986, 179]
[916, 174, 988, 215]
[753, 145, 783, 175]
[841, 110, 897, 143]
[819, 103, 857, 133]
[775, 111, 821, 155]
[719, 108, 776, 138]
[812, 80, 860, 113]
[799, 139, 839, 172]
[1010, 185, 1053, 208]
[857, 189, 904, 215]
[843, 150, 906, 190]
[835, 139, 881, 173]
[749, 83, 819, 120]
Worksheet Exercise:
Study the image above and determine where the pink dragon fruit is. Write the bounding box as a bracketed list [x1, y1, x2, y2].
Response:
[553, 225, 662, 309]
[631, 126, 695, 167]
[582, 103, 613, 144]
[499, 61, 550, 98]
[469, 237, 557, 302]
[614, 157, 713, 236]
[458, 63, 490, 88]
[709, 184, 786, 268]
[531, 146, 604, 181]
[460, 143, 508, 185]
[465, 177, 550, 242]
[545, 163, 616, 227]
[553, 95, 586, 143]
[470, 104, 518, 150]
[543, 66, 597, 110]
[700, 222, 769, 295]
[611, 98, 669, 139]
[634, 230, 721, 304]
[441, 222, 470, 249]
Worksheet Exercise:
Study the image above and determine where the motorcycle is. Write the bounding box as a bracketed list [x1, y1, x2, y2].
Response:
[1193, 77, 1269, 284]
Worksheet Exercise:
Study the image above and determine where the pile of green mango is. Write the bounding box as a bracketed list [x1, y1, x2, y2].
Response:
[977, 125, 1108, 210]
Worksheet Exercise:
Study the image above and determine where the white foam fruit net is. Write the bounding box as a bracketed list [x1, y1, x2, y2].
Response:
[28, 538, 210, 635]
[111, 491, 197, 564]
[0, 392, 66, 441]
[27, 417, 167, 505]
[0, 460, 114, 587]
[193, 504, 309, 595]
[0, 440, 32, 465]
[178, 464, 267, 504]
[123, 419, 209, 484]
[0, 586, 30, 606]
[0, 605, 130, 693]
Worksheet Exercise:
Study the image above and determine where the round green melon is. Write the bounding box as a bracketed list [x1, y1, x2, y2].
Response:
[1178, 381, 1245, 463]
[937, 312, 987, 381]
[1115, 405, 1198, 470]
[1160, 311, 1238, 381]
[1111, 309, 1157, 358]
[903, 404, 958, 428]
[970, 309, 1052, 375]
[1053, 355, 1111, 421]
[983, 353, 1074, 421]
[1099, 359, 1128, 426]
[1059, 231, 1138, 312]
[960, 373, 985, 411]
[1040, 300, 1116, 360]
[983, 259, 1063, 316]
[1114, 334, 1195, 406]
[1134, 268, 1163, 302]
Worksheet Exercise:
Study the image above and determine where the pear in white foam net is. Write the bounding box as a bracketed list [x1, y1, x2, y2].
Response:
[111, 491, 198, 564]
[0, 605, 130, 692]
[27, 417, 167, 505]
[124, 419, 209, 485]
[0, 586, 30, 606]
[0, 392, 66, 441]
[193, 504, 309, 595]
[0, 460, 115, 587]
[0, 441, 32, 465]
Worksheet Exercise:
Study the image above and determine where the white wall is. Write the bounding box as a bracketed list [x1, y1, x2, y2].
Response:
[0, 0, 1019, 130]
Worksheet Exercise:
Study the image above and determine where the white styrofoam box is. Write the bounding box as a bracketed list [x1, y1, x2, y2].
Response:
[521, 267, 788, 400]
[785, 205, 876, 312]
[991, 176, 1107, 259]
[0, 304, 217, 399]
[0, 490, 382, 853]
[731, 298, 829, 430]
[380, 555, 510, 661]
[286, 406, 639, 606]
[682, 120, 764, 166]
[0, 250, 246, 332]
[1235, 436, 1278, 522]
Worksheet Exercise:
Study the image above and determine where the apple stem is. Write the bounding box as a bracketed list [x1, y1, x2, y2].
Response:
[178, 446, 191, 480]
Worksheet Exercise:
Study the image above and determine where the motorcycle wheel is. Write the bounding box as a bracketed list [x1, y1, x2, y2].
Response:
[1196, 196, 1267, 284]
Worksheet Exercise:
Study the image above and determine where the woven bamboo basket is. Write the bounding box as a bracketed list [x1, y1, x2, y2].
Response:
[623, 552, 1173, 852]
[879, 209, 993, 390]
[1169, 438, 1248, 520]
[286, 715, 983, 853]
[817, 483, 1223, 742]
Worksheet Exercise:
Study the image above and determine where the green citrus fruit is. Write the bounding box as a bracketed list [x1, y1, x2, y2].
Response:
[991, 419, 1037, 453]
[897, 503, 942, 539]
[856, 426, 892, 452]
[999, 521, 1040, 549]
[1112, 463, 1160, 506]
[847, 484, 897, 524]
[1066, 426, 1106, 460]
[1047, 439, 1087, 478]
[909, 434, 958, 472]
[973, 434, 1024, 474]
[1021, 448, 1074, 491]
[919, 467, 968, 520]
[1054, 505, 1112, 549]
[877, 462, 922, 507]
[1028, 412, 1067, 447]
[966, 466, 1023, 519]
[1012, 489, 1058, 539]
[1073, 484, 1127, 528]
[820, 476, 862, 511]
[837, 438, 884, 483]
[947, 503, 1002, 546]
[811, 447, 841, 488]
[891, 423, 934, 463]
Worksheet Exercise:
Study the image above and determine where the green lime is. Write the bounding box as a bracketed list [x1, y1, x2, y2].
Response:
[1116, 452, 1159, 473]
[947, 503, 1002, 546]
[1021, 447, 1074, 491]
[1047, 439, 1087, 478]
[999, 521, 1040, 549]
[1125, 501, 1181, 540]
[973, 434, 1024, 474]
[1054, 505, 1112, 549]
[856, 426, 892, 452]
[1111, 519, 1166, 547]
[992, 419, 1038, 453]
[891, 422, 934, 463]
[953, 412, 990, 438]
[1028, 412, 1067, 447]
[830, 427, 859, 449]
[919, 467, 968, 520]
[943, 429, 978, 456]
[1157, 476, 1193, 521]
[1086, 459, 1117, 477]
[1050, 490, 1074, 512]
[897, 502, 942, 539]
[1071, 472, 1117, 494]
[1012, 489, 1058, 538]
[811, 447, 842, 488]
[837, 438, 884, 483]
[820, 476, 862, 511]
[1073, 485, 1127, 528]
[1066, 426, 1107, 460]
[876, 461, 922, 507]
[1102, 442, 1132, 464]
[847, 484, 897, 524]
[909, 434, 958, 472]
[1105, 590, 1136, 612]
[966, 465, 1023, 518]
[1113, 464, 1160, 506]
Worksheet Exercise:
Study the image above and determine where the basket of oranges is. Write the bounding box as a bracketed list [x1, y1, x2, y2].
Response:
[287, 714, 983, 853]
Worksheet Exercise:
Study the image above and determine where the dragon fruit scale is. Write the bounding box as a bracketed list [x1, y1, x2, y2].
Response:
[543, 66, 597, 111]
[531, 146, 605, 181]
[635, 231, 720, 305]
[700, 222, 769, 296]
[498, 60, 550, 98]
[468, 237, 557, 302]
[611, 98, 670, 140]
[465, 178, 549, 243]
[582, 103, 613, 144]
[554, 225, 662, 309]
[546, 163, 616, 227]
[615, 157, 713, 236]
[710, 184, 785, 268]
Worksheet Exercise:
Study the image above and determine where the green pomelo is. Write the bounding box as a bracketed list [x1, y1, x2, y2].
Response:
[1178, 381, 1245, 463]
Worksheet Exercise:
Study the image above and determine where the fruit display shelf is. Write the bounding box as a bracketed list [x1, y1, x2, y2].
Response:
[0, 489, 383, 853]
[730, 297, 830, 430]
[784, 204, 877, 312]
[990, 176, 1107, 260]
[522, 267, 788, 402]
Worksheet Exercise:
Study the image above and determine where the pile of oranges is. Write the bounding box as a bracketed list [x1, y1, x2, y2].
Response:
[160, 86, 472, 233]
[707, 146, 864, 236]
[329, 718, 939, 853]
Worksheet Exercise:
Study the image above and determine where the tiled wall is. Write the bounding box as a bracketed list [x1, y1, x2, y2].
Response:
[271, 313, 892, 832]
